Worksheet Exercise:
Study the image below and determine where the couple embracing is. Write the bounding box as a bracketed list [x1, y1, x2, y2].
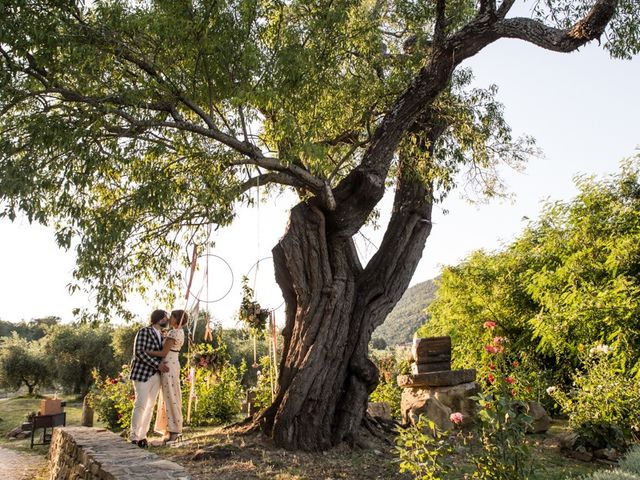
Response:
[129, 309, 188, 448]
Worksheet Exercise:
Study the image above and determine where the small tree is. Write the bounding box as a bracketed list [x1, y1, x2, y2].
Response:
[44, 323, 120, 397]
[0, 333, 51, 395]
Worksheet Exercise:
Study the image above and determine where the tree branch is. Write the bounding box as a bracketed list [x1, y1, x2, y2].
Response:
[238, 172, 305, 194]
[495, 0, 617, 52]
[496, 0, 516, 18]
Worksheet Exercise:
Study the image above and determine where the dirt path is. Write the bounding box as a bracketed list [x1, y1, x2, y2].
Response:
[0, 446, 47, 480]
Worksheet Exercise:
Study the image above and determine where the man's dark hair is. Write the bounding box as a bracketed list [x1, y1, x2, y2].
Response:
[150, 309, 167, 325]
[171, 310, 189, 327]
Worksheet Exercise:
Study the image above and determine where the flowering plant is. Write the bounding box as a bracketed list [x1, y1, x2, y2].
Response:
[238, 276, 269, 332]
[87, 365, 135, 432]
[471, 321, 533, 479]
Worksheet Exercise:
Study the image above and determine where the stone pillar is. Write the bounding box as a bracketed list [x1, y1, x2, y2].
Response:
[398, 336, 479, 430]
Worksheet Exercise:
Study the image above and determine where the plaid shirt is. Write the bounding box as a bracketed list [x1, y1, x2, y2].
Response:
[130, 326, 163, 382]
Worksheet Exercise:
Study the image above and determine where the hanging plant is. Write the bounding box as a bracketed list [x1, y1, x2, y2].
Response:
[190, 322, 228, 373]
[238, 276, 269, 333]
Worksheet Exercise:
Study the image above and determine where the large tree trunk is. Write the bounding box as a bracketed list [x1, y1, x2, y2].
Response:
[256, 125, 442, 451]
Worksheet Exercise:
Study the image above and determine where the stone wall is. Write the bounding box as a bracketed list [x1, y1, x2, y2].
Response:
[48, 427, 191, 480]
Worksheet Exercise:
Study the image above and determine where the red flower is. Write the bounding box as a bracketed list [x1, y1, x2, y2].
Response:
[505, 376, 515, 384]
[483, 321, 497, 329]
[489, 363, 495, 370]
[513, 361, 519, 368]
[110, 379, 119, 385]
[488, 374, 495, 384]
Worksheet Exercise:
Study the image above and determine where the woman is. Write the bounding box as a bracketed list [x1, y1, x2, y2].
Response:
[146, 309, 188, 443]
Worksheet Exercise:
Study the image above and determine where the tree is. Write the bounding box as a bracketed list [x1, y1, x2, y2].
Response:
[0, 316, 61, 340]
[43, 323, 120, 396]
[0, 0, 636, 450]
[0, 333, 51, 395]
[422, 158, 640, 386]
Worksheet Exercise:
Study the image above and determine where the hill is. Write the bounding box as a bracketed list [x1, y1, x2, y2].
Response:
[373, 278, 438, 346]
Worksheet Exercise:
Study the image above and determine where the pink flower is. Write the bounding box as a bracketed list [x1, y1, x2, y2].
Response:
[450, 412, 464, 425]
[505, 376, 515, 384]
[483, 321, 497, 329]
[488, 374, 495, 384]
[489, 363, 495, 370]
[494, 345, 504, 354]
[493, 336, 505, 345]
[484, 345, 497, 354]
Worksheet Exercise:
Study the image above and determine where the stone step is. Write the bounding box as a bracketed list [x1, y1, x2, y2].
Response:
[398, 369, 476, 388]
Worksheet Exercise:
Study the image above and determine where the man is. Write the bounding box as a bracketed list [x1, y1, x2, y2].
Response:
[129, 309, 170, 448]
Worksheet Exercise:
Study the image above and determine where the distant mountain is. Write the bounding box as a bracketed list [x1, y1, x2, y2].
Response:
[373, 278, 438, 347]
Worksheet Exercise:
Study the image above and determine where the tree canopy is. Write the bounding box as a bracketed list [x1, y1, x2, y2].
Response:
[1, 0, 636, 320]
[420, 157, 640, 384]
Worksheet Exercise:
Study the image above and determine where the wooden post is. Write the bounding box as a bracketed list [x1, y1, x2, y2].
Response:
[81, 396, 94, 427]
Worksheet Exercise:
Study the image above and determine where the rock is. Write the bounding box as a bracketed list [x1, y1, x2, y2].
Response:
[526, 401, 551, 434]
[567, 446, 593, 462]
[558, 431, 579, 450]
[398, 369, 476, 388]
[6, 427, 25, 439]
[594, 448, 619, 461]
[407, 396, 453, 431]
[367, 402, 392, 420]
[402, 382, 480, 430]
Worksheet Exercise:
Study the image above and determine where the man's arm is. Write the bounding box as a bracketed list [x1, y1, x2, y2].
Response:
[134, 329, 161, 370]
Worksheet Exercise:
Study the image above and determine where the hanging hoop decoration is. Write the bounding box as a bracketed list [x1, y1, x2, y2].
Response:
[245, 257, 285, 311]
[183, 253, 234, 304]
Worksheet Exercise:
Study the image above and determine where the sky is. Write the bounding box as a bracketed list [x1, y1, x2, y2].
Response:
[1, 21, 638, 327]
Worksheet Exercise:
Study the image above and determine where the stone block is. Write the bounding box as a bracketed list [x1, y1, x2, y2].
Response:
[411, 361, 451, 374]
[398, 369, 476, 388]
[411, 337, 451, 363]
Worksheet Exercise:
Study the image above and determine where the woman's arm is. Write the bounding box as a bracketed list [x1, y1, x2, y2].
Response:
[146, 337, 176, 357]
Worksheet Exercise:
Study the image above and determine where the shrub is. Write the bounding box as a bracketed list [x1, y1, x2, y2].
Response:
[395, 416, 455, 480]
[580, 445, 640, 480]
[88, 366, 134, 431]
[549, 345, 640, 449]
[252, 355, 275, 411]
[471, 323, 533, 480]
[185, 360, 246, 426]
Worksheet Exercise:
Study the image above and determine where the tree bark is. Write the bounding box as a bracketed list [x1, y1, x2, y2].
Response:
[255, 123, 444, 451]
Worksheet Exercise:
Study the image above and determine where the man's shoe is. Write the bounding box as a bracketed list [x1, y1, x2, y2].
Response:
[130, 440, 138, 446]
[137, 438, 148, 448]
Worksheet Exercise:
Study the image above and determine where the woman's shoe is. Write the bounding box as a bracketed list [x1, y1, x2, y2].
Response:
[166, 432, 181, 444]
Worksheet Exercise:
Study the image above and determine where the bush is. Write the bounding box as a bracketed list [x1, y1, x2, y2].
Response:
[619, 446, 640, 475]
[88, 366, 135, 431]
[581, 445, 640, 480]
[185, 361, 246, 426]
[395, 416, 455, 480]
[549, 345, 640, 450]
[252, 355, 275, 411]
[470, 322, 533, 480]
[369, 349, 408, 419]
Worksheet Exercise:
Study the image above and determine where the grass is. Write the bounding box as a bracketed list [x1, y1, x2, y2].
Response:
[0, 396, 616, 479]
[0, 393, 103, 455]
